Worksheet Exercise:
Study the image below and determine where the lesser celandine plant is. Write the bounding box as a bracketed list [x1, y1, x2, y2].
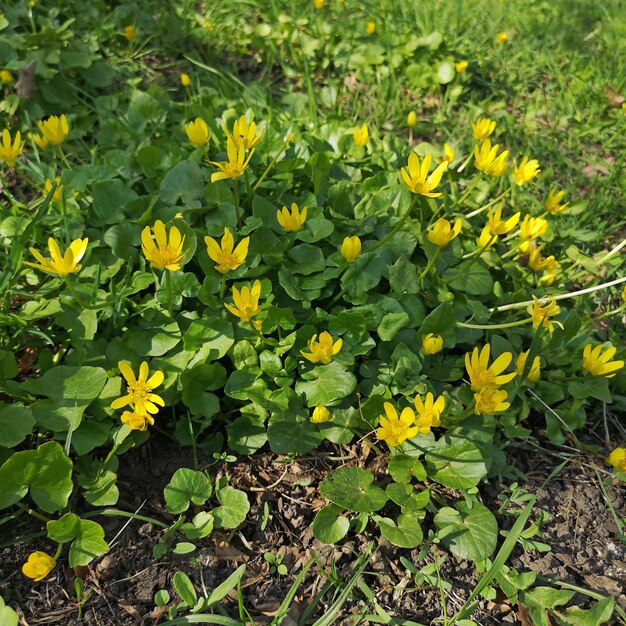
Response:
[0, 5, 624, 624]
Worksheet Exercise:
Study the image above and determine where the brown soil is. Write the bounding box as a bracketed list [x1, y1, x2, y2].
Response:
[0, 436, 624, 626]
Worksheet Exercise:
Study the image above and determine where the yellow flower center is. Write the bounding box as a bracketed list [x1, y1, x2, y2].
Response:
[151, 247, 182, 267]
[473, 370, 495, 387]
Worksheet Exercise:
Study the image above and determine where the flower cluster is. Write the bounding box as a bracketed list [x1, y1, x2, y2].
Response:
[465, 344, 515, 415]
[111, 361, 165, 431]
[377, 393, 445, 446]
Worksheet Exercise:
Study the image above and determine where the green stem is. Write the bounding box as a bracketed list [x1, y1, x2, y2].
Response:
[369, 195, 419, 253]
[449, 237, 496, 282]
[594, 305, 626, 320]
[57, 146, 72, 170]
[453, 172, 481, 209]
[219, 273, 227, 299]
[65, 277, 116, 310]
[419, 246, 441, 280]
[457, 317, 532, 330]
[232, 179, 242, 229]
[165, 269, 174, 316]
[465, 186, 513, 219]
[252, 137, 291, 194]
[29, 509, 51, 524]
[490, 275, 626, 313]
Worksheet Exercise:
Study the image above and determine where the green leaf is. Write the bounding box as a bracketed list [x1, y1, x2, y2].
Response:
[434, 501, 498, 561]
[0, 441, 73, 513]
[47, 513, 109, 567]
[444, 262, 493, 295]
[0, 402, 35, 447]
[320, 467, 387, 513]
[204, 564, 247, 607]
[212, 486, 250, 529]
[425, 436, 489, 489]
[374, 514, 423, 548]
[183, 512, 214, 540]
[164, 468, 213, 514]
[183, 317, 234, 357]
[295, 361, 356, 407]
[312, 503, 350, 544]
[377, 311, 410, 341]
[437, 60, 455, 84]
[419, 302, 457, 347]
[92, 180, 138, 224]
[560, 597, 615, 626]
[22, 366, 108, 432]
[173, 571, 198, 606]
[160, 161, 204, 205]
[388, 255, 420, 294]
[0, 595, 19, 626]
[388, 454, 427, 483]
[227, 415, 268, 455]
[0, 350, 18, 379]
[568, 378, 611, 402]
[267, 411, 324, 454]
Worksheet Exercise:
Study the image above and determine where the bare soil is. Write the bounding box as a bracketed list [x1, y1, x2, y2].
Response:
[1, 435, 624, 626]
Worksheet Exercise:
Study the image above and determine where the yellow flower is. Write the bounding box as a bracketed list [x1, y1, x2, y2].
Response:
[582, 344, 624, 378]
[622, 284, 626, 304]
[353, 123, 369, 146]
[24, 237, 88, 277]
[513, 156, 540, 186]
[228, 115, 264, 151]
[474, 139, 509, 176]
[401, 152, 448, 197]
[544, 188, 569, 215]
[465, 344, 516, 391]
[607, 448, 626, 472]
[496, 31, 509, 44]
[121, 410, 155, 431]
[225, 280, 262, 324]
[313, 0, 324, 9]
[0, 129, 24, 166]
[185, 117, 210, 147]
[111, 361, 165, 415]
[527, 296, 560, 332]
[471, 117, 496, 141]
[204, 227, 249, 274]
[22, 552, 56, 582]
[124, 25, 136, 41]
[516, 351, 541, 383]
[414, 392, 444, 433]
[477, 225, 497, 251]
[422, 333, 443, 355]
[180, 73, 191, 87]
[527, 246, 556, 274]
[439, 142, 456, 164]
[377, 402, 419, 447]
[455, 60, 468, 73]
[474, 388, 510, 415]
[209, 137, 254, 182]
[37, 115, 69, 146]
[141, 220, 187, 271]
[311, 405, 332, 423]
[407, 111, 417, 128]
[366, 21, 376, 35]
[427, 217, 462, 247]
[519, 215, 548, 241]
[43, 177, 63, 203]
[487, 204, 520, 236]
[31, 131, 49, 150]
[0, 69, 14, 84]
[340, 236, 362, 262]
[277, 202, 307, 232]
[301, 331, 342, 365]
